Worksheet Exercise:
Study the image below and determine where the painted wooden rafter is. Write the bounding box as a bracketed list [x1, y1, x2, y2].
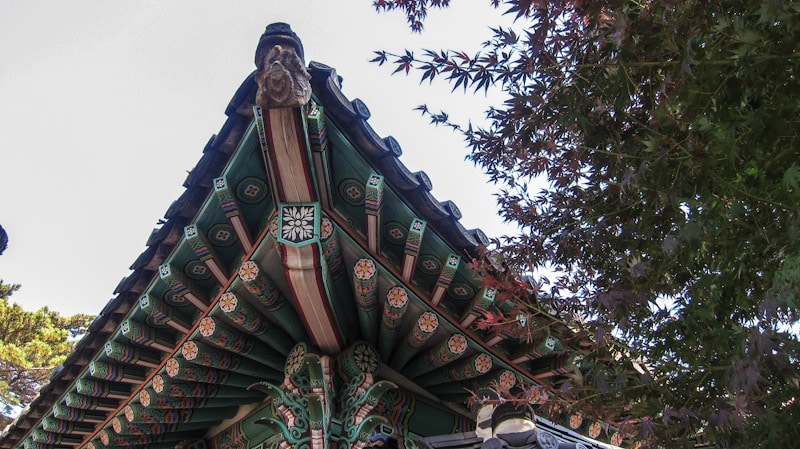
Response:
[364, 173, 384, 254]
[237, 259, 307, 343]
[401, 218, 426, 282]
[76, 379, 129, 401]
[158, 263, 208, 311]
[405, 333, 468, 379]
[460, 286, 496, 328]
[389, 311, 440, 371]
[352, 258, 379, 345]
[377, 286, 410, 362]
[213, 177, 254, 253]
[159, 356, 262, 388]
[103, 341, 161, 369]
[415, 353, 493, 387]
[184, 224, 229, 284]
[255, 104, 344, 354]
[307, 101, 332, 209]
[120, 319, 174, 353]
[138, 294, 192, 335]
[430, 253, 460, 306]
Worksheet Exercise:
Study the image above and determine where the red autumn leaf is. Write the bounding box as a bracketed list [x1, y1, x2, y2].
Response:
[476, 311, 507, 330]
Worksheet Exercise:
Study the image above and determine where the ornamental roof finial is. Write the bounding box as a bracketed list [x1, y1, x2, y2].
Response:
[254, 22, 312, 109]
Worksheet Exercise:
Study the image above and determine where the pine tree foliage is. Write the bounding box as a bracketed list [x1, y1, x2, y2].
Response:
[0, 282, 93, 428]
[373, 1, 800, 447]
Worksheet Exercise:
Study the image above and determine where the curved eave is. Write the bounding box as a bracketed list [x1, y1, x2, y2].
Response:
[0, 56, 623, 449]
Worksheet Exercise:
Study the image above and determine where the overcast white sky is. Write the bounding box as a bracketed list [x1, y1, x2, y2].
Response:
[0, 1, 516, 316]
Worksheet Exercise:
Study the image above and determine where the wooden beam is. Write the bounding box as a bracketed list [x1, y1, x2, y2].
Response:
[402, 218, 426, 282]
[213, 177, 254, 252]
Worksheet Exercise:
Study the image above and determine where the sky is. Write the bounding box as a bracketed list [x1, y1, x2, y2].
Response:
[0, 1, 517, 316]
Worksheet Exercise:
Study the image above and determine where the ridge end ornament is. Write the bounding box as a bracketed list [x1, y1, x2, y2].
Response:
[255, 22, 312, 109]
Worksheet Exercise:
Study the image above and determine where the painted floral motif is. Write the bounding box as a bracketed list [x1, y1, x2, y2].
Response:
[286, 344, 306, 375]
[588, 421, 602, 438]
[199, 317, 216, 337]
[185, 225, 198, 238]
[353, 258, 376, 280]
[418, 255, 442, 275]
[449, 283, 476, 300]
[87, 443, 96, 449]
[447, 334, 468, 354]
[569, 413, 583, 429]
[320, 218, 333, 240]
[448, 255, 460, 267]
[526, 386, 548, 405]
[182, 341, 199, 361]
[125, 405, 135, 422]
[208, 223, 236, 246]
[474, 354, 493, 373]
[100, 431, 110, 446]
[111, 417, 122, 433]
[281, 205, 315, 242]
[339, 179, 366, 205]
[346, 185, 362, 200]
[112, 417, 122, 433]
[611, 432, 623, 446]
[418, 312, 439, 333]
[139, 390, 151, 407]
[499, 370, 517, 389]
[367, 175, 382, 187]
[185, 260, 210, 280]
[386, 287, 408, 308]
[238, 261, 259, 282]
[386, 225, 406, 243]
[152, 375, 165, 393]
[214, 178, 226, 189]
[236, 177, 268, 204]
[219, 292, 238, 312]
[411, 220, 424, 232]
[165, 358, 181, 378]
[215, 228, 232, 240]
[353, 343, 379, 374]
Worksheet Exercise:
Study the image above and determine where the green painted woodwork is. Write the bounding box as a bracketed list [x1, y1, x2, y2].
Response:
[378, 286, 409, 361]
[320, 217, 344, 278]
[416, 353, 494, 387]
[52, 403, 106, 422]
[158, 263, 209, 311]
[352, 258, 380, 345]
[180, 339, 284, 377]
[389, 312, 440, 371]
[138, 293, 193, 334]
[103, 340, 162, 368]
[213, 292, 295, 355]
[248, 342, 396, 449]
[121, 319, 175, 352]
[237, 259, 307, 343]
[2, 26, 620, 449]
[161, 356, 267, 387]
[76, 379, 130, 400]
[405, 334, 468, 378]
